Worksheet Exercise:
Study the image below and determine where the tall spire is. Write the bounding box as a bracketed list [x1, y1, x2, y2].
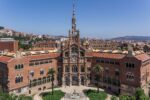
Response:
[73, 0, 75, 17]
[72, 0, 76, 33]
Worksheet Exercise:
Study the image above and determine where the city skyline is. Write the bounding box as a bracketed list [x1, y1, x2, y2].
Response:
[0, 0, 150, 38]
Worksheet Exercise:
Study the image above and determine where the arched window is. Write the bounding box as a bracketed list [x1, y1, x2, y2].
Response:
[15, 76, 19, 83]
[72, 65, 78, 72]
[81, 65, 85, 72]
[15, 75, 23, 83]
[80, 51, 84, 57]
[71, 47, 78, 54]
[20, 76, 23, 82]
[65, 52, 69, 57]
[65, 65, 70, 72]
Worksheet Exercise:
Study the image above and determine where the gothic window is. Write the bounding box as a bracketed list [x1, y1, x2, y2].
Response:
[15, 75, 23, 83]
[72, 65, 78, 72]
[80, 51, 84, 57]
[71, 47, 78, 54]
[65, 52, 69, 57]
[81, 65, 85, 72]
[65, 65, 70, 72]
[126, 72, 134, 81]
[58, 66, 62, 72]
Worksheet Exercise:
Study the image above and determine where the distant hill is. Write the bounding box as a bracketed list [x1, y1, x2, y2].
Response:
[112, 36, 150, 41]
[0, 26, 4, 30]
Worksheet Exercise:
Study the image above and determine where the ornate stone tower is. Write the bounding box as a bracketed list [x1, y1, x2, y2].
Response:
[69, 0, 80, 45]
[62, 0, 88, 86]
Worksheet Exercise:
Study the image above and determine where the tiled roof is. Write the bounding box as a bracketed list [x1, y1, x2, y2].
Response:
[135, 53, 150, 62]
[28, 53, 60, 60]
[86, 52, 125, 59]
[0, 56, 13, 63]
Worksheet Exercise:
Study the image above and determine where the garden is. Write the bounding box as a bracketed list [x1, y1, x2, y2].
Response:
[42, 90, 65, 100]
[84, 89, 107, 100]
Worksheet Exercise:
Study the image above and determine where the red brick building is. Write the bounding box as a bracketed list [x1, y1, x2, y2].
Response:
[32, 40, 58, 51]
[0, 38, 18, 52]
[0, 1, 150, 96]
[0, 47, 150, 95]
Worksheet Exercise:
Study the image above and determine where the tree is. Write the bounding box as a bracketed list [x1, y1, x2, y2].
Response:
[130, 96, 136, 100]
[111, 96, 117, 100]
[135, 88, 145, 100]
[47, 68, 55, 95]
[93, 64, 104, 93]
[119, 95, 130, 100]
[0, 92, 17, 100]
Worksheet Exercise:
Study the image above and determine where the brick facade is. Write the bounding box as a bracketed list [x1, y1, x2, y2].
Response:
[0, 40, 18, 52]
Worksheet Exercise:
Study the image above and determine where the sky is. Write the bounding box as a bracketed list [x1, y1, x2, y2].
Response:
[0, 0, 150, 39]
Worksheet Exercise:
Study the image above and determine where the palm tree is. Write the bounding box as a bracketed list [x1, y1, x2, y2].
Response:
[47, 68, 55, 95]
[93, 64, 104, 93]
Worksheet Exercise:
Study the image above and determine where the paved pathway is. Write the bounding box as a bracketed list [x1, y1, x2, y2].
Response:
[33, 86, 113, 100]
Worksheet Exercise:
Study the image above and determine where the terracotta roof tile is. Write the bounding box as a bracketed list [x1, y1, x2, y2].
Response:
[86, 52, 125, 59]
[0, 56, 13, 63]
[135, 53, 150, 62]
[28, 53, 60, 60]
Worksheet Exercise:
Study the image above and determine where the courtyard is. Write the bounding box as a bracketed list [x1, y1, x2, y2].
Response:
[33, 86, 112, 100]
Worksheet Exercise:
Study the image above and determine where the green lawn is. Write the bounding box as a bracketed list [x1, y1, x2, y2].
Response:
[42, 90, 65, 100]
[84, 89, 107, 100]
[18, 95, 32, 100]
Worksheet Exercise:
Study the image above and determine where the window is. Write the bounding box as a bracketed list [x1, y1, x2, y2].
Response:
[29, 58, 52, 66]
[126, 63, 135, 69]
[40, 61, 44, 64]
[87, 59, 91, 62]
[20, 64, 23, 69]
[115, 62, 120, 65]
[101, 60, 104, 63]
[72, 65, 78, 72]
[15, 75, 23, 83]
[71, 47, 78, 53]
[105, 68, 109, 73]
[58, 67, 62, 72]
[96, 59, 100, 63]
[110, 61, 114, 64]
[81, 65, 85, 72]
[126, 72, 134, 81]
[48, 60, 52, 63]
[30, 71, 34, 77]
[40, 69, 44, 75]
[65, 65, 70, 72]
[80, 51, 84, 57]
[15, 64, 24, 70]
[35, 62, 39, 65]
[29, 62, 34, 66]
[115, 70, 120, 76]
[65, 52, 69, 57]
[105, 60, 109, 64]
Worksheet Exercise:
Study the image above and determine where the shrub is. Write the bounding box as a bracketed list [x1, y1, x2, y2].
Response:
[111, 96, 117, 100]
